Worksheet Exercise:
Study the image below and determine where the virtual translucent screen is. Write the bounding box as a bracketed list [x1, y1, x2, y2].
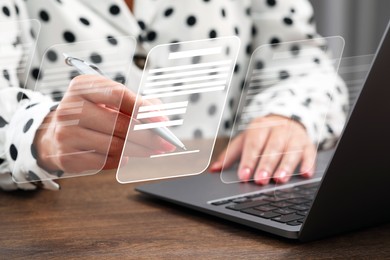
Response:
[221, 37, 344, 184]
[0, 19, 40, 157]
[117, 37, 240, 183]
[13, 36, 136, 183]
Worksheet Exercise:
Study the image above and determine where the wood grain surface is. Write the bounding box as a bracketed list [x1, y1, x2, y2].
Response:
[1, 140, 390, 259]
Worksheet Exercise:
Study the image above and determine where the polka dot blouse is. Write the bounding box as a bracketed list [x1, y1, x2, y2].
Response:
[0, 0, 348, 191]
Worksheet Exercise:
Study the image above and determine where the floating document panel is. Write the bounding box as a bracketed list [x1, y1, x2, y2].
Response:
[0, 19, 40, 158]
[221, 37, 344, 184]
[117, 37, 240, 183]
[13, 36, 136, 183]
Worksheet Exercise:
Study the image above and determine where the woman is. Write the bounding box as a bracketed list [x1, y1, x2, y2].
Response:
[0, 0, 348, 190]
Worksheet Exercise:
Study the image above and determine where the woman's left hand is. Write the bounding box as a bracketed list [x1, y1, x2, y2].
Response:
[210, 115, 317, 185]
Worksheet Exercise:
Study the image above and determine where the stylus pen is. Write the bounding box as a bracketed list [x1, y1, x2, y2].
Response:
[63, 53, 187, 151]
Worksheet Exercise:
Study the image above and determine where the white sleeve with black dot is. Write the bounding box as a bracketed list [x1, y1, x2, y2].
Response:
[249, 0, 348, 148]
[0, 88, 60, 191]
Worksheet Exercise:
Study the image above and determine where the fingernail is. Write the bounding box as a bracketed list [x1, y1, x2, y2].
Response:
[239, 167, 252, 182]
[210, 161, 222, 172]
[302, 170, 314, 178]
[255, 170, 269, 185]
[275, 170, 288, 183]
[161, 140, 176, 152]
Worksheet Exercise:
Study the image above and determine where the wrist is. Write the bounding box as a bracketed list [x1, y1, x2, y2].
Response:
[33, 112, 60, 172]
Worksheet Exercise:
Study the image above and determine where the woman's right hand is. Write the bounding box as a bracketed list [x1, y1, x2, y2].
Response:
[33, 75, 176, 174]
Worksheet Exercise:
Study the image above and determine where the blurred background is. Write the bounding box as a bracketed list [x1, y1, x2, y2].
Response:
[310, 0, 390, 108]
[310, 0, 389, 57]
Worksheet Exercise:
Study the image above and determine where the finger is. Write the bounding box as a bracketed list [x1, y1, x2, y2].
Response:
[210, 134, 244, 172]
[300, 143, 317, 178]
[253, 129, 287, 185]
[122, 140, 169, 157]
[75, 100, 172, 152]
[56, 150, 108, 174]
[55, 98, 126, 138]
[68, 75, 145, 117]
[273, 139, 304, 184]
[238, 126, 271, 182]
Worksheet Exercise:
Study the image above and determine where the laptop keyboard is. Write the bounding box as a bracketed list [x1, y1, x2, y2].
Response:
[210, 182, 320, 226]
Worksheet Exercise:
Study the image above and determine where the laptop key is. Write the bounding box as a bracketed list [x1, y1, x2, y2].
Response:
[241, 208, 281, 219]
[255, 205, 277, 212]
[273, 208, 296, 215]
[211, 200, 230, 206]
[226, 200, 269, 211]
[245, 193, 263, 199]
[270, 201, 294, 208]
[272, 213, 304, 223]
[263, 197, 287, 202]
[297, 210, 309, 216]
[279, 187, 301, 193]
[299, 183, 320, 189]
[231, 197, 249, 203]
[278, 193, 303, 199]
[286, 198, 311, 204]
[298, 190, 316, 196]
[290, 204, 310, 211]
[287, 221, 302, 226]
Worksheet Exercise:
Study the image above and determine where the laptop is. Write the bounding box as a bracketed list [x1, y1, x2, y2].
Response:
[135, 22, 390, 242]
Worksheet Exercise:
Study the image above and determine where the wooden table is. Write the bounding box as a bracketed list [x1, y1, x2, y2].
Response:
[1, 140, 390, 259]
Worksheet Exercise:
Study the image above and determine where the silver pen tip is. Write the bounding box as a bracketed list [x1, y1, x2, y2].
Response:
[182, 146, 187, 151]
[63, 53, 72, 65]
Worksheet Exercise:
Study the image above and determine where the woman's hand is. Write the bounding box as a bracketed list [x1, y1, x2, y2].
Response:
[210, 115, 316, 185]
[33, 75, 175, 174]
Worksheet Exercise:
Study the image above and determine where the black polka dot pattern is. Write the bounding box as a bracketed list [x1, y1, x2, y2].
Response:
[193, 129, 203, 139]
[47, 50, 58, 62]
[283, 17, 293, 26]
[107, 35, 118, 45]
[270, 37, 280, 47]
[31, 68, 42, 80]
[114, 73, 126, 84]
[0, 0, 348, 191]
[25, 103, 38, 109]
[23, 119, 34, 133]
[209, 30, 217, 38]
[109, 4, 120, 15]
[267, 0, 277, 7]
[26, 171, 41, 182]
[279, 70, 290, 80]
[2, 6, 10, 17]
[17, 92, 29, 102]
[192, 56, 201, 64]
[3, 69, 10, 81]
[31, 144, 38, 160]
[79, 17, 90, 26]
[290, 45, 300, 56]
[190, 93, 200, 103]
[69, 70, 79, 80]
[255, 60, 264, 70]
[39, 10, 49, 22]
[146, 31, 157, 41]
[164, 8, 174, 17]
[0, 116, 7, 127]
[187, 15, 196, 26]
[9, 144, 18, 161]
[169, 41, 180, 52]
[63, 31, 76, 42]
[138, 20, 146, 30]
[208, 104, 217, 115]
[90, 52, 103, 64]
